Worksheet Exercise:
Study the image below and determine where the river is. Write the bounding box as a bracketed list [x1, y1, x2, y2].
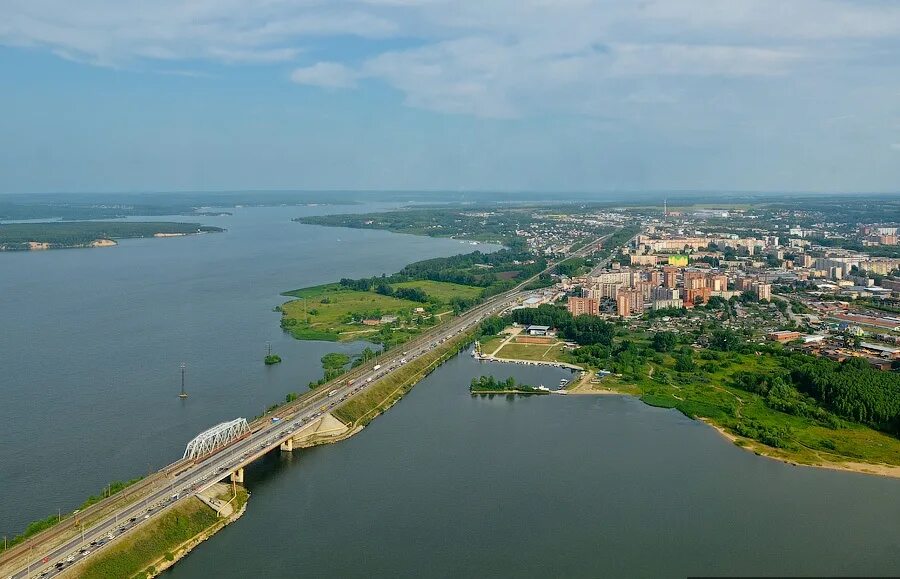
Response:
[3, 204, 900, 577]
[0, 203, 498, 535]
[166, 352, 900, 577]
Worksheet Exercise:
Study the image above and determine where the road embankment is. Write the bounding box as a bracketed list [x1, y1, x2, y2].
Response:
[64, 485, 249, 579]
[334, 331, 477, 428]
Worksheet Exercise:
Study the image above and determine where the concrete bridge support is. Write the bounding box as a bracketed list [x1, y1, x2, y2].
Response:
[230, 467, 244, 483]
[280, 438, 294, 452]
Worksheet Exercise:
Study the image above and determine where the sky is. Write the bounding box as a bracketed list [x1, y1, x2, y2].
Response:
[1, 0, 899, 195]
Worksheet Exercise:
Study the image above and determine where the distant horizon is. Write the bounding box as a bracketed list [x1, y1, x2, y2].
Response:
[2, 188, 899, 198]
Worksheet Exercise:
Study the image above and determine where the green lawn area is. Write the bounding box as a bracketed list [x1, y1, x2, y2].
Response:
[495, 341, 570, 363]
[281, 280, 485, 344]
[391, 279, 483, 302]
[478, 335, 506, 355]
[281, 283, 426, 342]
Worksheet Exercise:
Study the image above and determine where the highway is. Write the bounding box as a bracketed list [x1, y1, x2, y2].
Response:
[9, 231, 614, 579]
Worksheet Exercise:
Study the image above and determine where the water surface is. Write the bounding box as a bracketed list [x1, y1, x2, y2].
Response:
[0, 204, 498, 534]
[165, 353, 900, 578]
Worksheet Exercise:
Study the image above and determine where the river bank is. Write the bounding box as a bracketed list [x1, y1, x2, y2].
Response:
[161, 345, 900, 578]
[701, 418, 900, 480]
[571, 370, 900, 480]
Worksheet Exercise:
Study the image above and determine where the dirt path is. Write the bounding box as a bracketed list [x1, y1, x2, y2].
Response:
[489, 327, 521, 356]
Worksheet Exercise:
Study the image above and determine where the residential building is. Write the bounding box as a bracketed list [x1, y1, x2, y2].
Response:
[567, 297, 599, 316]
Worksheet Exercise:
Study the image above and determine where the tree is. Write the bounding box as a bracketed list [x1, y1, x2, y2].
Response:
[563, 315, 616, 346]
[651, 331, 678, 353]
[674, 348, 695, 372]
[709, 329, 742, 352]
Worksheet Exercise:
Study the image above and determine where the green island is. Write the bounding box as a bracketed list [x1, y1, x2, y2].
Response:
[469, 375, 547, 395]
[0, 221, 223, 251]
[263, 354, 282, 365]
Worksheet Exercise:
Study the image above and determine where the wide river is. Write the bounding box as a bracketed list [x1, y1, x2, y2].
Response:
[4, 204, 900, 577]
[0, 203, 497, 534]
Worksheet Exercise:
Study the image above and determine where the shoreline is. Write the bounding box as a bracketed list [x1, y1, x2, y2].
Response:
[470, 389, 550, 395]
[699, 418, 900, 480]
[558, 371, 900, 480]
[143, 493, 250, 579]
[577, 384, 900, 480]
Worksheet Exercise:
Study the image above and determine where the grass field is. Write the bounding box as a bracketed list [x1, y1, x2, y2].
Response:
[494, 341, 570, 363]
[391, 280, 483, 302]
[73, 487, 249, 579]
[478, 335, 506, 355]
[281, 283, 425, 342]
[281, 280, 484, 344]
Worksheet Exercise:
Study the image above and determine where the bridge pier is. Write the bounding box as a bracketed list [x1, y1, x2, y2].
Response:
[280, 438, 294, 452]
[230, 467, 244, 483]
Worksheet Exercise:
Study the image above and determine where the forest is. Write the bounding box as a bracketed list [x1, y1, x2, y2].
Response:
[501, 304, 616, 346]
[0, 221, 223, 250]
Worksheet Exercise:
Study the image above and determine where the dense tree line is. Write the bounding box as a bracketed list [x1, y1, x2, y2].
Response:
[508, 304, 615, 346]
[374, 283, 429, 302]
[790, 356, 900, 435]
[478, 316, 508, 337]
[398, 248, 546, 288]
[469, 375, 541, 393]
[555, 257, 587, 277]
[338, 247, 546, 300]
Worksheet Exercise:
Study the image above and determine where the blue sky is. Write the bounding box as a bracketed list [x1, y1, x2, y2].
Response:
[1, 0, 899, 194]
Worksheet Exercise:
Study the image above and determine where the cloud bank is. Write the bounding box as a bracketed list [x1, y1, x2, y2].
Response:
[2, 0, 899, 118]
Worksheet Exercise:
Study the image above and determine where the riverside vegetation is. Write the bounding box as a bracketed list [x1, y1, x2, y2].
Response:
[479, 304, 900, 472]
[72, 486, 249, 579]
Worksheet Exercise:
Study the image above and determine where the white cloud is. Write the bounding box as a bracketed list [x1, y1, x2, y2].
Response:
[291, 62, 358, 88]
[0, 0, 898, 119]
[0, 1, 396, 66]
